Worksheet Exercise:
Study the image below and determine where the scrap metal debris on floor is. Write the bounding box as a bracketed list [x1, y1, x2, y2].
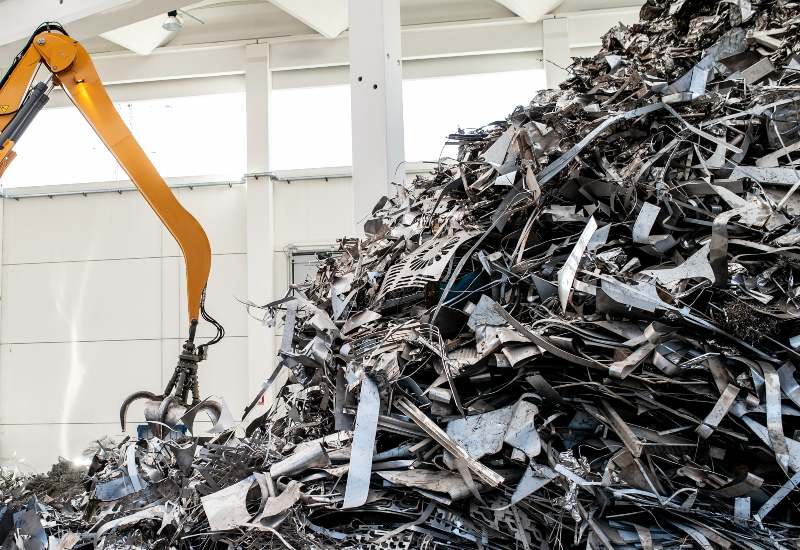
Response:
[6, 0, 800, 547]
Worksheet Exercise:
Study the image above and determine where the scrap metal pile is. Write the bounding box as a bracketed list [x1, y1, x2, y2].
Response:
[7, 0, 800, 548]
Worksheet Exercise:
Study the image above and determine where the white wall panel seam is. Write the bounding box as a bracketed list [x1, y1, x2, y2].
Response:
[2, 252, 246, 267]
[0, 424, 207, 430]
[1, 337, 248, 347]
[1, 336, 248, 344]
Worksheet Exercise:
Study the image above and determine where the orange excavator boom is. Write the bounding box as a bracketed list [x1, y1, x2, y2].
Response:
[0, 23, 225, 432]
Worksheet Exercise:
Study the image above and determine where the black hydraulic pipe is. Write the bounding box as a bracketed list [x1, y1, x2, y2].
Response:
[0, 82, 50, 148]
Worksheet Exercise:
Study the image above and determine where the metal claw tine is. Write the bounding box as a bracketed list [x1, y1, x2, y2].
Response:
[119, 391, 160, 431]
[196, 401, 222, 426]
[155, 395, 180, 438]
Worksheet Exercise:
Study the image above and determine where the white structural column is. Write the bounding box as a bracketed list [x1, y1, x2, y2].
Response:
[244, 43, 276, 405]
[542, 17, 570, 88]
[348, 0, 405, 225]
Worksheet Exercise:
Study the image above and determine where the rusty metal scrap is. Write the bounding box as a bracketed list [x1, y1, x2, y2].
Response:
[7, 0, 800, 548]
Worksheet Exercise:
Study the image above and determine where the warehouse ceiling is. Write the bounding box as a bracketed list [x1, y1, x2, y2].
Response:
[0, 0, 645, 65]
[85, 0, 522, 54]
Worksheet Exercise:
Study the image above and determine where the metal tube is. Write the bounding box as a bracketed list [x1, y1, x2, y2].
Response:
[0, 82, 50, 147]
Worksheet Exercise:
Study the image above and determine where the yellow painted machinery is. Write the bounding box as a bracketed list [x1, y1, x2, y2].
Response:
[0, 23, 225, 433]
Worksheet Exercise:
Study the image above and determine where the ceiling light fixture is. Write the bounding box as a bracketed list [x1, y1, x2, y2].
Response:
[162, 10, 183, 32]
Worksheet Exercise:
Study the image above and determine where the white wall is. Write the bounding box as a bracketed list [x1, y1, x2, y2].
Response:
[0, 176, 356, 472]
[272, 176, 356, 295]
[0, 185, 249, 472]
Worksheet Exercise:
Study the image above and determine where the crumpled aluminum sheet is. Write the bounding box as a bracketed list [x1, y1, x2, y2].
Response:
[7, 1, 800, 548]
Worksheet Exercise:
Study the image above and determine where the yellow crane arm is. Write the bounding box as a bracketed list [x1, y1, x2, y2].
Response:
[0, 26, 211, 328]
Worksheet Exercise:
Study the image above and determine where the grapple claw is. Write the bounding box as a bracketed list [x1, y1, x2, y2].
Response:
[118, 328, 215, 437]
[181, 398, 225, 434]
[119, 392, 193, 437]
[156, 395, 184, 427]
[119, 391, 160, 431]
[196, 401, 223, 425]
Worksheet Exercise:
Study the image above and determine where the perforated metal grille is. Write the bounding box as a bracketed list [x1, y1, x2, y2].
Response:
[374, 230, 477, 308]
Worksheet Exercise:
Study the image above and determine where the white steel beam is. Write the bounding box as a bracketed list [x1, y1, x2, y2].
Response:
[268, 0, 349, 39]
[92, 43, 247, 84]
[348, 0, 405, 225]
[494, 0, 565, 22]
[244, 44, 277, 408]
[0, 0, 198, 48]
[271, 51, 542, 89]
[0, 0, 129, 47]
[555, 0, 643, 12]
[542, 17, 570, 87]
[100, 14, 178, 56]
[54, 0, 200, 41]
[270, 18, 542, 71]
